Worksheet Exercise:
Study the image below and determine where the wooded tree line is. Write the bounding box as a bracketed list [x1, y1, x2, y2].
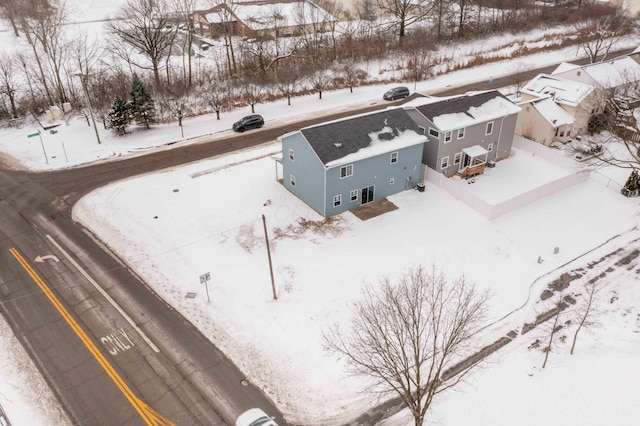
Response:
[0, 0, 634, 132]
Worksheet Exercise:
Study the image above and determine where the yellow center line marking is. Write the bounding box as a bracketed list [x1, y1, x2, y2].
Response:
[10, 247, 174, 426]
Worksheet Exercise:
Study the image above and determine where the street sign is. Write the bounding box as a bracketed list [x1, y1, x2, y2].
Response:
[199, 272, 211, 283]
[199, 272, 211, 302]
[28, 131, 39, 138]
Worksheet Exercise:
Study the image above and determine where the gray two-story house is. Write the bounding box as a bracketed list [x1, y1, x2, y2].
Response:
[404, 90, 521, 178]
[278, 108, 426, 217]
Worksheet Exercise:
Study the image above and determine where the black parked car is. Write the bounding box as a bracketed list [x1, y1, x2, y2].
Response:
[233, 114, 264, 132]
[383, 86, 410, 101]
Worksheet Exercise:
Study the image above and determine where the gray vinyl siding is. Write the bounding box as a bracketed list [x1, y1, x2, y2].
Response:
[281, 132, 326, 215]
[324, 144, 424, 216]
[406, 112, 518, 174]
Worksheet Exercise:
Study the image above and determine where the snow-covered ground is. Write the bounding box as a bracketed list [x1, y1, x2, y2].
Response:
[2, 2, 640, 425]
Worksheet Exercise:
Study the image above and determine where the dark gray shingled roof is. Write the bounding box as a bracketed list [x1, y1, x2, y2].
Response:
[300, 108, 423, 165]
[414, 90, 508, 124]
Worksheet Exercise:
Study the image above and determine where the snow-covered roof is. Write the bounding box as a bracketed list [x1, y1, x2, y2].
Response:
[552, 57, 640, 89]
[526, 97, 575, 127]
[552, 62, 580, 75]
[202, 0, 335, 31]
[408, 90, 521, 132]
[522, 74, 593, 107]
[299, 108, 426, 166]
[462, 144, 488, 157]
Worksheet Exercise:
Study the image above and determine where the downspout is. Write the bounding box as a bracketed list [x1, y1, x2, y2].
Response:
[323, 165, 327, 217]
[496, 114, 507, 161]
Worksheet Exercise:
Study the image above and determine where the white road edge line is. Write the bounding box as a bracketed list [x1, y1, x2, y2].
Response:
[45, 234, 160, 353]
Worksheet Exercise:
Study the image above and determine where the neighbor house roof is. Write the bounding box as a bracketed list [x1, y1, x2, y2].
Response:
[522, 74, 593, 108]
[407, 90, 521, 132]
[299, 108, 425, 166]
[552, 56, 640, 89]
[201, 0, 335, 31]
[525, 97, 575, 127]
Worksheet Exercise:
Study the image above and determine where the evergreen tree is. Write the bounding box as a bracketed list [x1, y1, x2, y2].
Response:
[622, 169, 640, 197]
[129, 74, 155, 129]
[108, 96, 129, 135]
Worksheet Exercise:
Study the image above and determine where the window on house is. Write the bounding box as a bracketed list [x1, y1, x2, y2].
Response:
[290, 175, 296, 187]
[340, 164, 353, 178]
[488, 143, 494, 152]
[390, 178, 395, 185]
[333, 194, 342, 207]
[429, 128, 439, 138]
[418, 126, 426, 134]
[288, 148, 294, 161]
[350, 189, 358, 202]
[390, 151, 398, 164]
[458, 127, 465, 139]
[486, 121, 494, 135]
[454, 152, 462, 165]
[444, 131, 452, 142]
[441, 156, 449, 169]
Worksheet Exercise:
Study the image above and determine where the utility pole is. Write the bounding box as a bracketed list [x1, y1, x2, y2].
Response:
[262, 214, 277, 300]
[75, 73, 101, 144]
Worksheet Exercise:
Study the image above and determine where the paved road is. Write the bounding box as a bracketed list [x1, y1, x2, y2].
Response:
[0, 47, 634, 426]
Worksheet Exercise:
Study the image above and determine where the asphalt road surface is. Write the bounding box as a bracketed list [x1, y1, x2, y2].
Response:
[0, 47, 634, 426]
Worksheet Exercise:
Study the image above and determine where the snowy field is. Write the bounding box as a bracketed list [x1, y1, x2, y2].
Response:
[1, 1, 640, 425]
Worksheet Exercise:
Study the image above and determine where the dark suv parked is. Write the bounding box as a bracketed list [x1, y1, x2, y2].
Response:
[383, 86, 410, 101]
[233, 114, 264, 132]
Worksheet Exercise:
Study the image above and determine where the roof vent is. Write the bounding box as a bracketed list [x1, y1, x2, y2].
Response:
[334, 142, 342, 148]
[384, 118, 388, 126]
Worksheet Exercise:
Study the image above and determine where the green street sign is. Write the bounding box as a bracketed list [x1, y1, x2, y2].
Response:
[27, 132, 39, 138]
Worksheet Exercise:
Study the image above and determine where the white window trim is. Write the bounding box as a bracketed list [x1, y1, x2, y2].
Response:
[350, 189, 358, 202]
[429, 128, 439, 138]
[340, 164, 353, 179]
[288, 148, 294, 161]
[486, 121, 494, 135]
[444, 131, 452, 143]
[390, 151, 398, 164]
[458, 127, 465, 139]
[454, 152, 462, 165]
[290, 174, 296, 186]
[333, 194, 342, 207]
[488, 143, 494, 152]
[390, 178, 395, 185]
[440, 156, 450, 169]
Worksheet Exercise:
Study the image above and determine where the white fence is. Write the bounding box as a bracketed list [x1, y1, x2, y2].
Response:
[426, 137, 590, 220]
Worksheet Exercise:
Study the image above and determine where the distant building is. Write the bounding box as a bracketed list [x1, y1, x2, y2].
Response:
[192, 0, 335, 40]
[516, 74, 597, 146]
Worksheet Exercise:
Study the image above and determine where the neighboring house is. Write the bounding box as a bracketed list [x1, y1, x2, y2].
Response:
[278, 108, 426, 217]
[516, 97, 575, 146]
[192, 0, 335, 40]
[403, 90, 521, 178]
[551, 56, 640, 107]
[516, 73, 596, 145]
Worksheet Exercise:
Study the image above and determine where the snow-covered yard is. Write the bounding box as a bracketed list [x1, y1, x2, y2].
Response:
[2, 1, 640, 424]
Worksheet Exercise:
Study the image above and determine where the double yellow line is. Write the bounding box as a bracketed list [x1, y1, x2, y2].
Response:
[10, 247, 173, 426]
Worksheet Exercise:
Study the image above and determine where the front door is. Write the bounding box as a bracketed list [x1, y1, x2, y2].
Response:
[361, 185, 374, 204]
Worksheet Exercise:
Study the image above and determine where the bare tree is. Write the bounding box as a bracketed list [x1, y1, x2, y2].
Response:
[211, 0, 238, 76]
[570, 279, 601, 355]
[276, 69, 299, 106]
[22, 0, 71, 106]
[310, 70, 331, 99]
[109, 0, 178, 87]
[173, 0, 198, 87]
[375, 0, 431, 44]
[0, 53, 21, 118]
[241, 81, 264, 113]
[575, 8, 634, 63]
[200, 81, 227, 120]
[324, 266, 489, 426]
